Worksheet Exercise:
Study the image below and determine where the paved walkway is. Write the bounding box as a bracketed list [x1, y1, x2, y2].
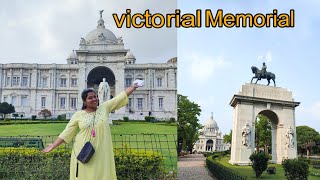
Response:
[178, 154, 216, 180]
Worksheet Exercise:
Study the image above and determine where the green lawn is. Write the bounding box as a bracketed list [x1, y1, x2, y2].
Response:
[0, 122, 177, 172]
[0, 122, 177, 136]
[214, 156, 320, 180]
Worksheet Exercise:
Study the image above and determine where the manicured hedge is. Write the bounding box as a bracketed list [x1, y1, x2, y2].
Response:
[206, 155, 247, 180]
[0, 148, 70, 179]
[0, 147, 166, 179]
[282, 158, 309, 180]
[114, 147, 165, 179]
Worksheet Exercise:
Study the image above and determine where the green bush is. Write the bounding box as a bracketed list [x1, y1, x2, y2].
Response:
[249, 152, 269, 178]
[57, 114, 66, 121]
[123, 116, 129, 122]
[169, 117, 175, 123]
[114, 146, 165, 179]
[145, 116, 155, 122]
[282, 158, 309, 180]
[3, 117, 10, 122]
[0, 147, 70, 179]
[0, 146, 166, 179]
[206, 155, 247, 180]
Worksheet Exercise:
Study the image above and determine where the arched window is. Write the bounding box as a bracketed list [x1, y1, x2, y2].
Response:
[70, 75, 78, 87]
[157, 76, 163, 87]
[60, 75, 67, 87]
[125, 75, 132, 87]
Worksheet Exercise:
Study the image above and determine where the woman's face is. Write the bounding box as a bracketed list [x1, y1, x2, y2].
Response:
[84, 92, 98, 110]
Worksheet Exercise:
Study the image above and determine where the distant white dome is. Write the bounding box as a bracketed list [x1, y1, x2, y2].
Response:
[204, 115, 218, 129]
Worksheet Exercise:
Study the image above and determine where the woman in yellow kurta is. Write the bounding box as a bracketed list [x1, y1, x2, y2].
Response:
[42, 84, 138, 179]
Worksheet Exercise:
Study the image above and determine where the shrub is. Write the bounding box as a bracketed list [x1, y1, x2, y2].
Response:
[145, 116, 155, 122]
[169, 117, 176, 123]
[31, 115, 37, 120]
[282, 158, 309, 180]
[3, 117, 10, 122]
[57, 114, 66, 121]
[0, 146, 166, 179]
[38, 109, 52, 119]
[249, 152, 269, 178]
[114, 146, 165, 179]
[0, 147, 70, 179]
[206, 155, 247, 180]
[123, 116, 129, 122]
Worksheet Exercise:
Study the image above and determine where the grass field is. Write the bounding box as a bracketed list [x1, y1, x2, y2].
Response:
[0, 121, 177, 136]
[214, 156, 320, 179]
[0, 121, 177, 172]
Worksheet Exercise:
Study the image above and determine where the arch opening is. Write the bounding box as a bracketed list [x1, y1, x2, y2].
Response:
[87, 66, 116, 97]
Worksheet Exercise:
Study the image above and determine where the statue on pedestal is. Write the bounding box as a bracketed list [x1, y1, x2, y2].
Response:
[98, 78, 110, 104]
[250, 62, 276, 86]
[98, 78, 112, 124]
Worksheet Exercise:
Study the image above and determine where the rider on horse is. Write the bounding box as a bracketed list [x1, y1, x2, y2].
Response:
[259, 62, 267, 80]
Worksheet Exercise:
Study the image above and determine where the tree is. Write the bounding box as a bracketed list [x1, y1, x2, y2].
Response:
[249, 152, 269, 178]
[38, 109, 52, 119]
[0, 102, 15, 119]
[177, 94, 202, 154]
[255, 115, 271, 153]
[296, 126, 320, 157]
[223, 130, 232, 144]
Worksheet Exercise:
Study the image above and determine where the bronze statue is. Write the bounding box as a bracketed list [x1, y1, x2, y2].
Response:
[260, 62, 267, 80]
[251, 63, 276, 86]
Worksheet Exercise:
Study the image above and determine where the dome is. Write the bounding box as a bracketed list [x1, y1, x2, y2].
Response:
[85, 28, 117, 44]
[67, 50, 78, 59]
[85, 16, 117, 44]
[204, 114, 218, 129]
[125, 50, 136, 59]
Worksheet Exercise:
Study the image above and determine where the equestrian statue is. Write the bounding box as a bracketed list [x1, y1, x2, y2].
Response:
[251, 62, 276, 86]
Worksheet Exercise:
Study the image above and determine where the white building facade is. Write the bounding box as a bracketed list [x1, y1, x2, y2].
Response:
[0, 14, 177, 120]
[193, 114, 230, 153]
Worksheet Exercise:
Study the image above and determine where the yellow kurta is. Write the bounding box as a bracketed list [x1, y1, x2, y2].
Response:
[59, 91, 128, 180]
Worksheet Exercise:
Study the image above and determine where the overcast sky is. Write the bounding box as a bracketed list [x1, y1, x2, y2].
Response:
[178, 0, 320, 134]
[0, 0, 177, 64]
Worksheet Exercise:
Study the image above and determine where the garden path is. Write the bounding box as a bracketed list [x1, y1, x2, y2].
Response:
[178, 154, 216, 180]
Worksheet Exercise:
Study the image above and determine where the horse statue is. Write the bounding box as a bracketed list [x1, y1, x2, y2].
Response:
[251, 66, 276, 86]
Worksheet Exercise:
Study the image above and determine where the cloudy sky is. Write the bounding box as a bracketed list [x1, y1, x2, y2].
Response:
[178, 0, 320, 134]
[0, 0, 177, 64]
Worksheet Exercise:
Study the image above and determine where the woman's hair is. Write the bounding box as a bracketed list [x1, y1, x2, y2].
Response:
[81, 88, 96, 110]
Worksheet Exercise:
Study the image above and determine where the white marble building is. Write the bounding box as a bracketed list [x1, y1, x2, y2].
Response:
[0, 14, 177, 120]
[193, 114, 230, 153]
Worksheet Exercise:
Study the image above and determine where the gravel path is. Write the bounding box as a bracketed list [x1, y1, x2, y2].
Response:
[178, 154, 216, 180]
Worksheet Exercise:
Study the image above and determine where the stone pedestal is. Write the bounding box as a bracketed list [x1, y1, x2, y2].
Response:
[229, 83, 299, 165]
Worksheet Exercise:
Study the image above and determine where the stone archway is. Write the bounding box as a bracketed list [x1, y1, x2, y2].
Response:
[87, 66, 115, 98]
[229, 83, 300, 165]
[256, 110, 279, 163]
[206, 139, 214, 151]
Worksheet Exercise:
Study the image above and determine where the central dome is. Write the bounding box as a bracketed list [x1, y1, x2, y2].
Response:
[204, 115, 218, 129]
[85, 17, 117, 44]
[85, 28, 117, 44]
